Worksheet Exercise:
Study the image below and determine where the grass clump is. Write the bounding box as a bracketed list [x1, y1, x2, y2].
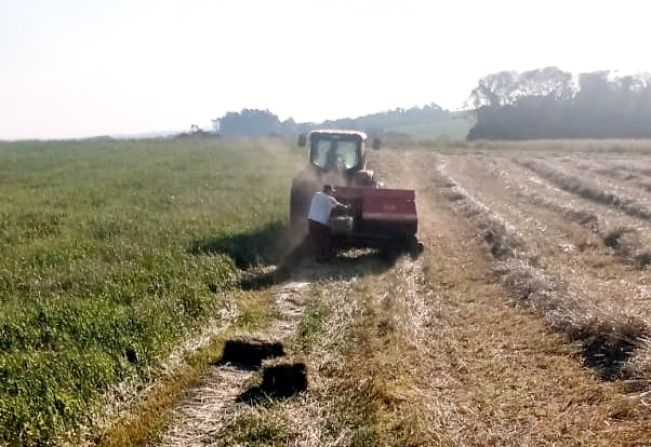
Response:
[293, 298, 330, 354]
[216, 411, 295, 447]
[0, 137, 301, 445]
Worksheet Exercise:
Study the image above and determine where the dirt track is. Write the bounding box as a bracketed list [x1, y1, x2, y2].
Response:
[146, 148, 651, 446]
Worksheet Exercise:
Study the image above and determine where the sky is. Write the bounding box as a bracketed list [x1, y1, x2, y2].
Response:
[1, 0, 650, 140]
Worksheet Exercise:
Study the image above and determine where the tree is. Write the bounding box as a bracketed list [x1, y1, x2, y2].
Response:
[517, 67, 574, 102]
[467, 68, 651, 140]
[213, 109, 287, 137]
[469, 71, 518, 108]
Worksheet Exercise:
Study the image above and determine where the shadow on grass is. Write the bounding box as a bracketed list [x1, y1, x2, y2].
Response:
[191, 221, 406, 291]
[571, 319, 649, 381]
[236, 362, 308, 404]
[213, 338, 285, 371]
[239, 248, 402, 291]
[190, 222, 288, 269]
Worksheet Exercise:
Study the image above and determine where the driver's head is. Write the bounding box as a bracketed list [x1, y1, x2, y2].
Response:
[323, 184, 334, 195]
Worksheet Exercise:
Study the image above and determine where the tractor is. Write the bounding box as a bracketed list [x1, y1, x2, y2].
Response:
[289, 129, 421, 256]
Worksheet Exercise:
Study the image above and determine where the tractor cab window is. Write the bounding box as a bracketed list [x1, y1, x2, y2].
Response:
[310, 137, 360, 170]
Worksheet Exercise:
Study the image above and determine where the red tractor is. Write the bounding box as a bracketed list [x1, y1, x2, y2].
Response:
[289, 129, 421, 256]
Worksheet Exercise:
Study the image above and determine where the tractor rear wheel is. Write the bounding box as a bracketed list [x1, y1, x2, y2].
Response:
[289, 181, 312, 246]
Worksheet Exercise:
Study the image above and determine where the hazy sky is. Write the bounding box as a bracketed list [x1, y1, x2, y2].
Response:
[1, 0, 650, 139]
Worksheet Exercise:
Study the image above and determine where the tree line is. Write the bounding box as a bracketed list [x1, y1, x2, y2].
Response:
[208, 67, 651, 140]
[211, 104, 449, 138]
[467, 67, 651, 140]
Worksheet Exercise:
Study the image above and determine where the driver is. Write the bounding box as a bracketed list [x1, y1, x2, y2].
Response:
[324, 141, 343, 170]
[307, 184, 350, 261]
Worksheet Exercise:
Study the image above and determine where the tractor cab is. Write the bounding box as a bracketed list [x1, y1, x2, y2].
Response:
[290, 129, 420, 256]
[299, 130, 366, 173]
[298, 130, 380, 175]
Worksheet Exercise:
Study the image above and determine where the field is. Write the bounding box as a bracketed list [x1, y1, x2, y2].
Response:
[2, 138, 651, 446]
[0, 138, 302, 445]
[431, 146, 651, 376]
[386, 113, 473, 141]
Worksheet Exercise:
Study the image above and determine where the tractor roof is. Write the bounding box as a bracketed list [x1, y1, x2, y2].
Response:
[308, 129, 367, 140]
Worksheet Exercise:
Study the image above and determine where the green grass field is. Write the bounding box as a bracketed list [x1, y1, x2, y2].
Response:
[385, 113, 473, 141]
[0, 137, 302, 446]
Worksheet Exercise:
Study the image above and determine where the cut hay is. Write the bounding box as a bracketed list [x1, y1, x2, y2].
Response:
[520, 159, 651, 221]
[486, 159, 650, 269]
[435, 160, 651, 380]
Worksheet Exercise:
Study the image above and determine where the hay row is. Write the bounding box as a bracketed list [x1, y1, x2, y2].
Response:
[566, 158, 651, 196]
[592, 166, 651, 192]
[434, 160, 651, 381]
[520, 159, 651, 221]
[485, 161, 651, 269]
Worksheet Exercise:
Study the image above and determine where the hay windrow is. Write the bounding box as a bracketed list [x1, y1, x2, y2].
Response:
[434, 160, 650, 380]
[520, 159, 651, 221]
[567, 159, 651, 195]
[483, 160, 650, 269]
[624, 340, 651, 390]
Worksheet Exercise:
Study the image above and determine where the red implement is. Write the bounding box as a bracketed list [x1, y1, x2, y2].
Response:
[333, 186, 418, 243]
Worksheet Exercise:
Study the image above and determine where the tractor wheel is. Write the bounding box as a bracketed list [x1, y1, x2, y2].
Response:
[289, 183, 309, 239]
